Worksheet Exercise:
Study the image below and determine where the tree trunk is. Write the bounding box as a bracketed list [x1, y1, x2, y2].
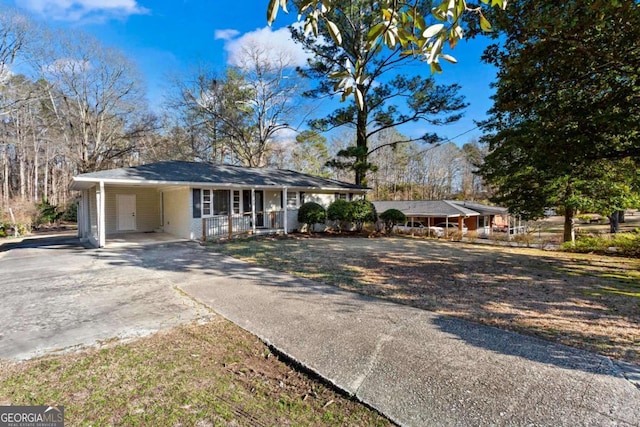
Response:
[1, 144, 8, 205]
[355, 86, 368, 186]
[563, 206, 575, 243]
[618, 210, 625, 223]
[608, 211, 620, 234]
[19, 149, 26, 200]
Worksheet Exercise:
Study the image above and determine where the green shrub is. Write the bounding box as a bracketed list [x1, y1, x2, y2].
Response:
[60, 199, 78, 222]
[35, 199, 61, 226]
[297, 202, 326, 233]
[327, 199, 354, 232]
[562, 233, 640, 257]
[350, 199, 377, 231]
[379, 209, 406, 233]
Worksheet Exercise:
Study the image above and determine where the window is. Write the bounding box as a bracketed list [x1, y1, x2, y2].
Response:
[202, 189, 212, 216]
[213, 190, 230, 215]
[335, 193, 347, 201]
[233, 191, 240, 214]
[201, 189, 230, 216]
[286, 192, 298, 208]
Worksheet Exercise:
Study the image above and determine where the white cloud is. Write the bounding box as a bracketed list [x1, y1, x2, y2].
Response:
[214, 29, 240, 41]
[221, 26, 310, 69]
[20, 0, 149, 21]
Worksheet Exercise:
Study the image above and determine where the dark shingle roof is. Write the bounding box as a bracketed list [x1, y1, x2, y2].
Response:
[72, 161, 368, 191]
[450, 200, 508, 215]
[371, 200, 505, 217]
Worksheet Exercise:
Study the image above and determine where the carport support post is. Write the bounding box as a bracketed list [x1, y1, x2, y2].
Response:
[283, 187, 288, 234]
[98, 180, 106, 248]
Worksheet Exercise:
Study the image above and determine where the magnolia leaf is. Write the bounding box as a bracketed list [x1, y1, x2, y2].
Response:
[355, 87, 364, 110]
[355, 73, 368, 85]
[267, 0, 279, 25]
[423, 23, 444, 39]
[384, 30, 396, 49]
[367, 22, 386, 41]
[280, 0, 288, 14]
[430, 61, 443, 74]
[303, 20, 313, 36]
[326, 19, 342, 45]
[480, 15, 492, 32]
[441, 54, 457, 63]
[432, 3, 448, 21]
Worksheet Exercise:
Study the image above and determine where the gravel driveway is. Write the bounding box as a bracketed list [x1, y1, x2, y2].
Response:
[0, 235, 207, 360]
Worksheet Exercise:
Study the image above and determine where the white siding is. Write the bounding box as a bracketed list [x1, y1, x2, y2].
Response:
[162, 187, 193, 239]
[286, 209, 299, 232]
[303, 192, 339, 207]
[104, 186, 161, 234]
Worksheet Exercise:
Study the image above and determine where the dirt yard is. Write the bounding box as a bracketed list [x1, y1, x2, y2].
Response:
[215, 236, 640, 364]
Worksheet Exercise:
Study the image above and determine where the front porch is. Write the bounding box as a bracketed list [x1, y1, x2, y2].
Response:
[201, 209, 294, 240]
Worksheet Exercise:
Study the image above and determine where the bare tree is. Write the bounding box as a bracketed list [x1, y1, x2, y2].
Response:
[176, 43, 304, 167]
[33, 29, 149, 173]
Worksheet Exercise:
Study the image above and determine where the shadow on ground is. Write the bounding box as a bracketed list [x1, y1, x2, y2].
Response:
[0, 234, 88, 252]
[63, 238, 638, 379]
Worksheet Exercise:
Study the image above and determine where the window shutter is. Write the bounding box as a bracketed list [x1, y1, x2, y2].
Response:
[192, 189, 201, 218]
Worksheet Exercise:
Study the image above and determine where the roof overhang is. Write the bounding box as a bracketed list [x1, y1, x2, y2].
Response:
[404, 212, 480, 218]
[70, 177, 369, 193]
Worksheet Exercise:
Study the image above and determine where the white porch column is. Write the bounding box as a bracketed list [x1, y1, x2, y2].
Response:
[77, 190, 85, 239]
[283, 187, 288, 234]
[98, 180, 106, 248]
[251, 188, 256, 234]
[82, 190, 90, 239]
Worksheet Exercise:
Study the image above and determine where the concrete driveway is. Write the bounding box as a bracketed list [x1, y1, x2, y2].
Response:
[1, 235, 638, 425]
[0, 235, 208, 360]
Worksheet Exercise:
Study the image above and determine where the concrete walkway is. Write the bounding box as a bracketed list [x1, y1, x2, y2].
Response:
[175, 247, 640, 427]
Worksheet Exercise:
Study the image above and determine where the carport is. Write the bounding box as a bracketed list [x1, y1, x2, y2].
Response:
[71, 179, 170, 248]
[372, 200, 481, 232]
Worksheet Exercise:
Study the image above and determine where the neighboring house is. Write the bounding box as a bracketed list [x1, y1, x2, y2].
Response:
[371, 200, 509, 235]
[71, 161, 368, 248]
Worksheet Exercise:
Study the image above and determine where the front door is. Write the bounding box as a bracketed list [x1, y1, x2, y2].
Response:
[117, 194, 136, 231]
[255, 190, 264, 227]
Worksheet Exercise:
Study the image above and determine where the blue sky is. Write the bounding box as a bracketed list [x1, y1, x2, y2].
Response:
[2, 0, 497, 146]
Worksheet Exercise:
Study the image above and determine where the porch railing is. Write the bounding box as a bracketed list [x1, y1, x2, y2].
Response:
[202, 210, 286, 240]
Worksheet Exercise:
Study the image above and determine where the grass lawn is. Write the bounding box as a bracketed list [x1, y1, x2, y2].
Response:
[0, 318, 392, 426]
[214, 235, 640, 364]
